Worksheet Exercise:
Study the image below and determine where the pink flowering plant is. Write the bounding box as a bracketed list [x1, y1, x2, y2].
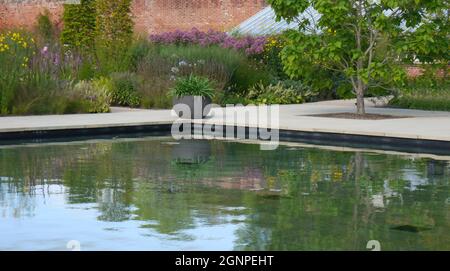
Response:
[149, 28, 267, 57]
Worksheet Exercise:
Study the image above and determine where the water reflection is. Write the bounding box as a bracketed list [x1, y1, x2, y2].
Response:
[0, 138, 449, 250]
[172, 140, 211, 165]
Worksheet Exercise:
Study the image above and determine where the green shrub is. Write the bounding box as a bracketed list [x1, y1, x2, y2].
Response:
[77, 60, 97, 80]
[109, 72, 141, 107]
[95, 0, 133, 49]
[227, 61, 273, 95]
[126, 38, 154, 71]
[277, 80, 320, 101]
[220, 92, 251, 105]
[36, 10, 55, 43]
[262, 35, 288, 79]
[95, 0, 134, 74]
[60, 0, 96, 51]
[71, 79, 111, 113]
[246, 82, 317, 105]
[170, 75, 215, 98]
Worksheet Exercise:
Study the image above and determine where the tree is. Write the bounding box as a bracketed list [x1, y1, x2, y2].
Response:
[36, 9, 56, 43]
[95, 0, 134, 72]
[268, 0, 449, 114]
[95, 0, 134, 50]
[61, 0, 96, 51]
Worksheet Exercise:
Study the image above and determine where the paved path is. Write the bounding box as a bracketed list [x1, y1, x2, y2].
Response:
[1, 99, 450, 142]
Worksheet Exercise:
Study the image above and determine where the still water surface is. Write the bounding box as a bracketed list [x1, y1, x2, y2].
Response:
[0, 137, 449, 250]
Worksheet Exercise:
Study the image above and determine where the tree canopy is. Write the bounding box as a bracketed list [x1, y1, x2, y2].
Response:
[268, 0, 449, 114]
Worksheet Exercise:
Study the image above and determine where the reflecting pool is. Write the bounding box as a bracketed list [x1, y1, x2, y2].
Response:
[0, 137, 449, 250]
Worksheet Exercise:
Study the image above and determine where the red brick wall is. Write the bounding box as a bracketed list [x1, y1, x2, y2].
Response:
[0, 0, 65, 30]
[0, 0, 267, 34]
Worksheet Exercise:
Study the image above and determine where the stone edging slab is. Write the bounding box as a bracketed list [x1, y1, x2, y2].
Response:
[0, 122, 449, 155]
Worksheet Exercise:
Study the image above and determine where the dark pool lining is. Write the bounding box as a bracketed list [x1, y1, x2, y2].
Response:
[0, 123, 449, 155]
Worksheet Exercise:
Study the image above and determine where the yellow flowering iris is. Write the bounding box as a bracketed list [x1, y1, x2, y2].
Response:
[0, 31, 35, 71]
[0, 32, 33, 53]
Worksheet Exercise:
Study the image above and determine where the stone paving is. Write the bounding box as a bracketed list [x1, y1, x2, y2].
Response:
[1, 99, 450, 142]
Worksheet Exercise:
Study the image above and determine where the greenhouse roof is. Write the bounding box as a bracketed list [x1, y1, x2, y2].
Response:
[232, 6, 320, 36]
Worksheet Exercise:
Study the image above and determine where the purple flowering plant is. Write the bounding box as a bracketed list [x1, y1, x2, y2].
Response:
[149, 28, 267, 57]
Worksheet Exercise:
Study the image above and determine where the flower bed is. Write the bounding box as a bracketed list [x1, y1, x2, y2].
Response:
[150, 28, 267, 56]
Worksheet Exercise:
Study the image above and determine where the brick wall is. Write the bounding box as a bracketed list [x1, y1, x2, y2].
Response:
[0, 0, 65, 30]
[0, 0, 267, 34]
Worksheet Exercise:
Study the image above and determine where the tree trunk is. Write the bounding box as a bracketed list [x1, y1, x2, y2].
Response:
[356, 90, 365, 115]
[355, 79, 366, 115]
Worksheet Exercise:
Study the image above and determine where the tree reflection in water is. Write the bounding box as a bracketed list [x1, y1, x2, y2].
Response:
[0, 138, 449, 250]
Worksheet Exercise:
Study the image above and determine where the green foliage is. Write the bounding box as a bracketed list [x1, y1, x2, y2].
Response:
[228, 61, 273, 94]
[71, 79, 112, 113]
[126, 38, 154, 71]
[277, 79, 322, 101]
[109, 72, 141, 107]
[36, 10, 55, 43]
[404, 64, 449, 89]
[60, 0, 96, 52]
[61, 0, 134, 74]
[390, 87, 450, 111]
[94, 0, 134, 74]
[77, 60, 97, 80]
[268, 0, 449, 113]
[0, 31, 34, 114]
[262, 35, 289, 79]
[390, 65, 450, 111]
[95, 0, 133, 50]
[135, 43, 260, 107]
[157, 44, 244, 74]
[246, 82, 314, 105]
[0, 30, 111, 116]
[155, 45, 237, 92]
[170, 75, 215, 98]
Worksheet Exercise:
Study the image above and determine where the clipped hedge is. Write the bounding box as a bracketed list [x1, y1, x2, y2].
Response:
[95, 0, 133, 49]
[60, 0, 96, 51]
